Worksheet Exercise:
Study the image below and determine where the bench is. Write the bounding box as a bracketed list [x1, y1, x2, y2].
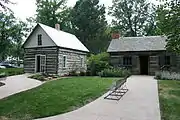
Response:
[104, 76, 129, 101]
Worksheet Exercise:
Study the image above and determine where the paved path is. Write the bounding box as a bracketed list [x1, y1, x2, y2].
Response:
[38, 76, 161, 120]
[0, 74, 42, 99]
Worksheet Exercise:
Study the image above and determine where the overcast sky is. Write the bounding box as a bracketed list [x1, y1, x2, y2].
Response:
[8, 0, 160, 22]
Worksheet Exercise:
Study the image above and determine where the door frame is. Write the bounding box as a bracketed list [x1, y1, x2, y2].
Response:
[35, 54, 46, 73]
[139, 55, 149, 75]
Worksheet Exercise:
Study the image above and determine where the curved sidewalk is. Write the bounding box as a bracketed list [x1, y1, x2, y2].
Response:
[38, 76, 161, 120]
[0, 74, 42, 99]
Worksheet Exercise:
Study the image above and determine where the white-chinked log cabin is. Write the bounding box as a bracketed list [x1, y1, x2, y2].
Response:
[23, 23, 89, 76]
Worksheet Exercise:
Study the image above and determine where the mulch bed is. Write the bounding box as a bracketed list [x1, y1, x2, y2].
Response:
[0, 82, 5, 87]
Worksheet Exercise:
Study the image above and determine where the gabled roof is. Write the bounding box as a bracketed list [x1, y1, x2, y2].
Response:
[107, 36, 167, 52]
[24, 23, 89, 52]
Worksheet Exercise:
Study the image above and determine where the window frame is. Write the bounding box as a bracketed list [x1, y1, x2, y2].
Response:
[164, 56, 170, 66]
[80, 57, 84, 67]
[62, 55, 67, 68]
[37, 34, 42, 46]
[123, 56, 132, 66]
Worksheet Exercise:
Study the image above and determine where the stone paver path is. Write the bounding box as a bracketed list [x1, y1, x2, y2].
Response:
[0, 74, 42, 99]
[38, 76, 161, 120]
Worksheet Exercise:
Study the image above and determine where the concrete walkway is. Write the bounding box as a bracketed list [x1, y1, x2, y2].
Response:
[38, 76, 161, 120]
[0, 74, 42, 99]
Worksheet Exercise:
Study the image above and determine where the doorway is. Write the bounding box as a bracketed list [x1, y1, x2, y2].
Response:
[139, 56, 149, 75]
[35, 55, 46, 73]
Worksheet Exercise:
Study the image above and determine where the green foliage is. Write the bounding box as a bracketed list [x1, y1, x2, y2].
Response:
[69, 70, 79, 76]
[159, 80, 180, 120]
[0, 77, 117, 119]
[29, 74, 46, 81]
[0, 12, 16, 60]
[156, 0, 180, 53]
[71, 0, 109, 53]
[0, 0, 13, 10]
[99, 68, 131, 77]
[155, 71, 180, 80]
[0, 68, 24, 77]
[79, 71, 86, 76]
[109, 0, 157, 36]
[0, 11, 28, 61]
[0, 72, 6, 78]
[29, 73, 60, 81]
[87, 52, 110, 76]
[36, 0, 73, 32]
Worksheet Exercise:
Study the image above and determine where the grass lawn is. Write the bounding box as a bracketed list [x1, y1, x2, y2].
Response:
[0, 77, 118, 120]
[158, 80, 180, 120]
[0, 68, 24, 78]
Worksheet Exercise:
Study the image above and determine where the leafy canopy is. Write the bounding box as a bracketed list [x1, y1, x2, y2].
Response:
[0, 11, 28, 61]
[156, 0, 180, 53]
[36, 0, 72, 32]
[109, 0, 156, 37]
[71, 0, 109, 53]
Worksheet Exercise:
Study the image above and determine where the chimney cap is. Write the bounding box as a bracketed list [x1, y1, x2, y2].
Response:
[112, 33, 120, 39]
[55, 24, 60, 30]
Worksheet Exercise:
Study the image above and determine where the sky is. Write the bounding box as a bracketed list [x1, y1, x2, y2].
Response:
[8, 0, 160, 22]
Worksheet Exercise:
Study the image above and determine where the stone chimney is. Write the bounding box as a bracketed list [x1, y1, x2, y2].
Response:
[55, 24, 60, 30]
[112, 33, 120, 39]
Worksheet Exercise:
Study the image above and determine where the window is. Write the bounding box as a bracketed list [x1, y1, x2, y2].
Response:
[123, 57, 132, 66]
[63, 56, 66, 68]
[80, 57, 83, 67]
[38, 34, 42, 45]
[165, 56, 170, 65]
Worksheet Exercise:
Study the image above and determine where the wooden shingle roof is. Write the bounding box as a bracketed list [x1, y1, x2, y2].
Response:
[107, 36, 167, 52]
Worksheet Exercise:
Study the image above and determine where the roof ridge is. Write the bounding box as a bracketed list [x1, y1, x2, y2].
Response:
[38, 23, 75, 37]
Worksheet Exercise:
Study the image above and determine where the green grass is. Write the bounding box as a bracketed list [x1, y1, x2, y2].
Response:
[0, 68, 24, 77]
[158, 80, 180, 120]
[0, 77, 118, 120]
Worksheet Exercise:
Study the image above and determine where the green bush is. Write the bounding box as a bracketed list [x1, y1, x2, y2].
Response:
[155, 71, 180, 80]
[79, 71, 86, 76]
[99, 68, 131, 77]
[87, 52, 110, 76]
[69, 70, 79, 76]
[29, 74, 46, 81]
[29, 73, 60, 81]
[0, 68, 24, 77]
[0, 72, 6, 78]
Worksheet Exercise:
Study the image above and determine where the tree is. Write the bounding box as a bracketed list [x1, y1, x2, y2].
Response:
[109, 0, 156, 37]
[156, 0, 180, 53]
[0, 0, 14, 10]
[71, 0, 108, 53]
[11, 21, 29, 65]
[36, 0, 72, 32]
[0, 11, 28, 62]
[0, 12, 16, 60]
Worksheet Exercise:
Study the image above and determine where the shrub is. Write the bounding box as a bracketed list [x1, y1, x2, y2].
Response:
[29, 74, 46, 81]
[79, 71, 86, 76]
[0, 68, 24, 77]
[0, 72, 6, 78]
[69, 70, 79, 76]
[99, 68, 131, 77]
[87, 52, 110, 76]
[29, 73, 60, 81]
[155, 71, 180, 80]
